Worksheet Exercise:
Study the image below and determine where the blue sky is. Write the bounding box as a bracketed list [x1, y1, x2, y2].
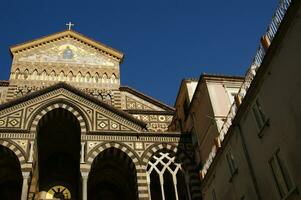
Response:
[0, 0, 278, 106]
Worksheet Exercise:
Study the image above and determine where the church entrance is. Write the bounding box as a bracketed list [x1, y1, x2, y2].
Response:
[0, 145, 22, 200]
[37, 108, 81, 199]
[88, 147, 138, 200]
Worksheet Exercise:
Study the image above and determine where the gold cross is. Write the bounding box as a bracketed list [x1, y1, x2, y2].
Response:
[66, 22, 74, 30]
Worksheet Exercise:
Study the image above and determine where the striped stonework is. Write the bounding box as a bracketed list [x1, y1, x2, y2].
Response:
[142, 143, 202, 200]
[0, 139, 28, 170]
[86, 141, 150, 199]
[136, 164, 150, 200]
[86, 141, 140, 166]
[30, 102, 88, 134]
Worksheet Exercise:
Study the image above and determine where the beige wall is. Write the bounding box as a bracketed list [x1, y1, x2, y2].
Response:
[201, 2, 301, 200]
[239, 4, 301, 199]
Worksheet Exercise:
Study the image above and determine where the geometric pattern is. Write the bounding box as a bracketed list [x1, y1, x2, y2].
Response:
[0, 139, 28, 170]
[96, 112, 133, 131]
[30, 102, 87, 134]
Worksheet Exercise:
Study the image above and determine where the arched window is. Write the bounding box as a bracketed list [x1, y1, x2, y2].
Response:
[14, 68, 20, 79]
[76, 72, 82, 82]
[41, 70, 47, 81]
[58, 71, 65, 81]
[32, 69, 38, 80]
[94, 73, 99, 83]
[102, 73, 108, 84]
[147, 150, 189, 200]
[85, 72, 91, 83]
[24, 69, 29, 80]
[111, 74, 116, 84]
[50, 70, 56, 81]
[67, 71, 74, 82]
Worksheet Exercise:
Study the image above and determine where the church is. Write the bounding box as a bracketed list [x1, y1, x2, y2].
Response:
[0, 28, 201, 200]
[1, 0, 300, 199]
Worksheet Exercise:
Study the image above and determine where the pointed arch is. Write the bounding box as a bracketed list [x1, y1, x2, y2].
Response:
[76, 72, 82, 82]
[32, 69, 38, 80]
[102, 73, 108, 84]
[85, 72, 91, 83]
[41, 70, 47, 81]
[14, 68, 20, 79]
[50, 70, 56, 81]
[58, 70, 65, 81]
[24, 69, 29, 80]
[67, 71, 74, 81]
[142, 143, 201, 200]
[93, 72, 99, 83]
[111, 73, 116, 84]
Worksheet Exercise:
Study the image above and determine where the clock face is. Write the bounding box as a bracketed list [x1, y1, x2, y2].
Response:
[46, 185, 71, 199]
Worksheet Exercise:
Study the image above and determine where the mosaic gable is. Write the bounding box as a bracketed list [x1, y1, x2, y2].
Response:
[14, 37, 119, 67]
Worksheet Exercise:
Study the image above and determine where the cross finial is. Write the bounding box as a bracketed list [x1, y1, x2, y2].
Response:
[66, 22, 74, 30]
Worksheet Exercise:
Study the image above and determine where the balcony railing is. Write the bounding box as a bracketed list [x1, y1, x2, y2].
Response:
[200, 0, 292, 178]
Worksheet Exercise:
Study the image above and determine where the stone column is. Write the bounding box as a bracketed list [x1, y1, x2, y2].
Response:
[159, 175, 165, 200]
[21, 171, 31, 200]
[81, 172, 89, 200]
[172, 175, 179, 200]
[81, 142, 85, 163]
[28, 141, 34, 163]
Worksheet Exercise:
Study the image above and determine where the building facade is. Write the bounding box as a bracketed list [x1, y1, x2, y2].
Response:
[171, 0, 301, 200]
[0, 30, 201, 200]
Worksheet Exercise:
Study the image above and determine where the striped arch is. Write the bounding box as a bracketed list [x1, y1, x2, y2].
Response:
[86, 142, 140, 167]
[30, 102, 88, 134]
[0, 139, 27, 169]
[142, 143, 202, 200]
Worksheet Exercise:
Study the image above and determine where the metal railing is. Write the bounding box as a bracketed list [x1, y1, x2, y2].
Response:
[200, 0, 292, 178]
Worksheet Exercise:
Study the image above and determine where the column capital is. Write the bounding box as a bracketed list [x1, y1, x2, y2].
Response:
[22, 171, 31, 179]
[81, 171, 89, 179]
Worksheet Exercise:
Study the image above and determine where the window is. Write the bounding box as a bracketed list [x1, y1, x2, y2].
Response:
[226, 150, 237, 177]
[252, 98, 268, 132]
[269, 150, 294, 198]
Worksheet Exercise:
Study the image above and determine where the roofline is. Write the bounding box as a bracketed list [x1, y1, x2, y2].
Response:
[120, 86, 175, 111]
[173, 78, 199, 107]
[200, 0, 301, 187]
[187, 73, 244, 114]
[0, 82, 146, 128]
[173, 73, 244, 108]
[9, 29, 124, 61]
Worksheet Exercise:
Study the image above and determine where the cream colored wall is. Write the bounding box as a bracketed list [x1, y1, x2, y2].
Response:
[201, 4, 301, 200]
[189, 82, 217, 165]
[206, 81, 241, 131]
[238, 6, 301, 199]
[202, 128, 257, 200]
[186, 81, 198, 101]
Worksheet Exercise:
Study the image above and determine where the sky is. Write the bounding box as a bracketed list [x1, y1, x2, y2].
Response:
[0, 0, 279, 106]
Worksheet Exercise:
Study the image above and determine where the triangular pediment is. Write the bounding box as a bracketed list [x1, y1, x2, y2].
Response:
[10, 30, 123, 66]
[0, 83, 146, 133]
[120, 86, 175, 112]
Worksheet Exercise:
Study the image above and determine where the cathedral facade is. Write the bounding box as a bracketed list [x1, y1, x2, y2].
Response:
[0, 30, 201, 200]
